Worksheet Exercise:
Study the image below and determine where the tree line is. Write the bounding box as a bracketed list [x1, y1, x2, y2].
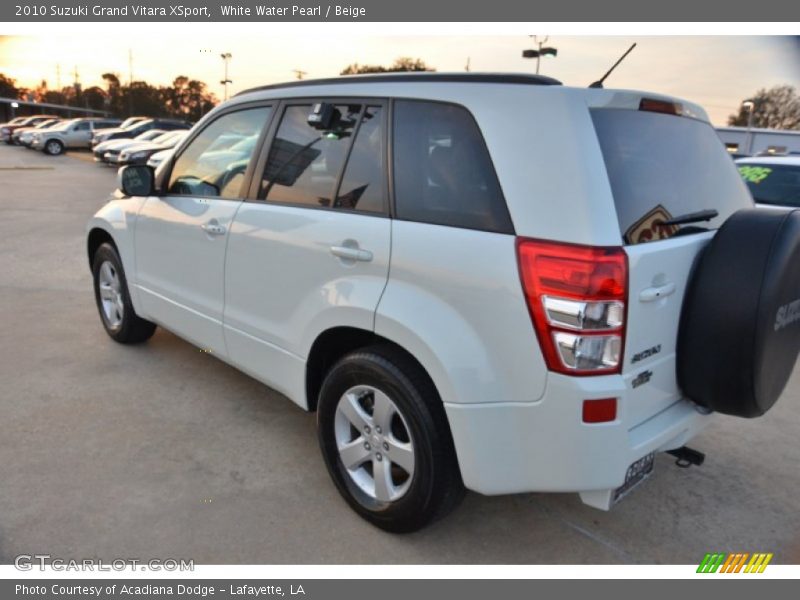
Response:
[0, 72, 217, 122]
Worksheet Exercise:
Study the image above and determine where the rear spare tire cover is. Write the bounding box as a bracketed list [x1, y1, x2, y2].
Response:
[678, 208, 800, 417]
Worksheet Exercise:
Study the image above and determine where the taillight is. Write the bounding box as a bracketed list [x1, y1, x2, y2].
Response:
[516, 238, 628, 375]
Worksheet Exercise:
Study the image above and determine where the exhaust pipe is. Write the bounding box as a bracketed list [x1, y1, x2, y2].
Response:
[667, 446, 705, 468]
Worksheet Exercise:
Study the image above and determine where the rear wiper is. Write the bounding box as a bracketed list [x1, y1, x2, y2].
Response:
[662, 209, 719, 226]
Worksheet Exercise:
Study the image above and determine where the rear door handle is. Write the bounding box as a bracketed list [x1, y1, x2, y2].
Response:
[639, 282, 676, 302]
[330, 245, 373, 262]
[201, 221, 226, 236]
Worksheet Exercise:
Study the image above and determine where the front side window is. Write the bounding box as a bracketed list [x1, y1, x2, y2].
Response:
[392, 100, 513, 233]
[75, 122, 91, 131]
[259, 103, 365, 209]
[167, 106, 270, 199]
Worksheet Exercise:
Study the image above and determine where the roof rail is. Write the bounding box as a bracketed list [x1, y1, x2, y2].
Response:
[236, 72, 562, 97]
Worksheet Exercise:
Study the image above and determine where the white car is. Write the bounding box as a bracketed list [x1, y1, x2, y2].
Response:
[86, 73, 800, 532]
[736, 155, 800, 209]
[31, 117, 121, 154]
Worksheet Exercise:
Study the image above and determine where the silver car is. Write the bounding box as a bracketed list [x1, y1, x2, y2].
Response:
[32, 118, 121, 155]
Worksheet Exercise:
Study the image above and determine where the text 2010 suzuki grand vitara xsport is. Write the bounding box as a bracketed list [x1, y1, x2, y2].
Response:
[87, 73, 800, 532]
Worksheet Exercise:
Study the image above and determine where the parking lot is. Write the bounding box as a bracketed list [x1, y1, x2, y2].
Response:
[1, 142, 799, 565]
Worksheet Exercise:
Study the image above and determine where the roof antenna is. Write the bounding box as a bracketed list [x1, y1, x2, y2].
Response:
[589, 43, 636, 89]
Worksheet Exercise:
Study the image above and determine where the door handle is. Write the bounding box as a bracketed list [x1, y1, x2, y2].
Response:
[639, 282, 676, 302]
[330, 245, 373, 262]
[201, 221, 226, 236]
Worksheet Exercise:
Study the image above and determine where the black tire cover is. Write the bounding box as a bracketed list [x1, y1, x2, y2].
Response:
[678, 208, 800, 417]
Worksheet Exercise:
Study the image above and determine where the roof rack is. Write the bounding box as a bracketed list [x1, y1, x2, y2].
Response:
[236, 72, 562, 97]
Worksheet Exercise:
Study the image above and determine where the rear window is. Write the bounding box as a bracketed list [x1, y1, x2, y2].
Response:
[738, 163, 800, 208]
[591, 109, 752, 245]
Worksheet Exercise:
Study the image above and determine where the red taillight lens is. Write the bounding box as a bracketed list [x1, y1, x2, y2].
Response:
[639, 98, 682, 116]
[516, 238, 628, 375]
[582, 398, 618, 423]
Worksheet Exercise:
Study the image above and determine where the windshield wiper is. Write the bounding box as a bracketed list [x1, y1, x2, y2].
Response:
[662, 209, 719, 226]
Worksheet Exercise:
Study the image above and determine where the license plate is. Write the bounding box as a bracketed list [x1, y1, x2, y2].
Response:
[613, 452, 655, 503]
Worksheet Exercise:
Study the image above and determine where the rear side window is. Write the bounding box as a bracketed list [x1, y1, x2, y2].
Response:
[738, 163, 800, 207]
[392, 101, 513, 233]
[592, 109, 753, 245]
[259, 103, 386, 213]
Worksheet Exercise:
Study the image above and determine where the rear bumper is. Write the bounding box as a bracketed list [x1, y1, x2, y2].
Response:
[444, 374, 711, 507]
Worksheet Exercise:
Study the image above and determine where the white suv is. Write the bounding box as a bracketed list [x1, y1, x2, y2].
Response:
[87, 74, 800, 532]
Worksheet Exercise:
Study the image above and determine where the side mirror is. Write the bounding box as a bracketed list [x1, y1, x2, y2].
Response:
[118, 165, 154, 196]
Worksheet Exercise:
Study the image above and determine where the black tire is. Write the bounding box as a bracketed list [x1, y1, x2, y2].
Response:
[91, 242, 156, 344]
[678, 208, 800, 417]
[317, 345, 465, 533]
[43, 139, 64, 155]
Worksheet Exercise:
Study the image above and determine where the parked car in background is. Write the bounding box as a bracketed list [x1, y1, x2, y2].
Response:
[92, 118, 191, 147]
[31, 117, 121, 155]
[737, 155, 800, 209]
[146, 147, 173, 169]
[88, 74, 800, 532]
[94, 129, 166, 163]
[92, 116, 152, 147]
[116, 130, 189, 166]
[1, 115, 59, 143]
[12, 118, 62, 145]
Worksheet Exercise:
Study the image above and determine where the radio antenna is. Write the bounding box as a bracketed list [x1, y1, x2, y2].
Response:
[589, 43, 636, 89]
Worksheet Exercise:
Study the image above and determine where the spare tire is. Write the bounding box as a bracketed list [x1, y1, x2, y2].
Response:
[678, 208, 800, 418]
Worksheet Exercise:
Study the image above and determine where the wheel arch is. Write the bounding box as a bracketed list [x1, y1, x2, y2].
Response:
[87, 227, 118, 269]
[305, 326, 443, 414]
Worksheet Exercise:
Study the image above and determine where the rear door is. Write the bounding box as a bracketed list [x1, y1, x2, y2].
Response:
[133, 104, 272, 356]
[591, 105, 753, 425]
[222, 100, 391, 401]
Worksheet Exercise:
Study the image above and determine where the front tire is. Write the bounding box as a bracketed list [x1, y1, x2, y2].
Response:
[317, 345, 464, 532]
[92, 243, 156, 344]
[44, 139, 64, 155]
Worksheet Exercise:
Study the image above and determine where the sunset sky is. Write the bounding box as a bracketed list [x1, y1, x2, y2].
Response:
[1, 34, 798, 125]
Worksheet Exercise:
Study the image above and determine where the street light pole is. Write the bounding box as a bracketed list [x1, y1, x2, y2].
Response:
[522, 36, 558, 75]
[220, 52, 233, 101]
[742, 100, 756, 155]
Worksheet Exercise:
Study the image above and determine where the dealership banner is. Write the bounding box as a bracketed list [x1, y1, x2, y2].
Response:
[3, 0, 800, 22]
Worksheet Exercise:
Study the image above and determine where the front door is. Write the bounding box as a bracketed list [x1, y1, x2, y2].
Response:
[133, 105, 273, 356]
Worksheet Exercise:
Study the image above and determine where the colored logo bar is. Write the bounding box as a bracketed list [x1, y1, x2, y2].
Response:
[697, 552, 773, 573]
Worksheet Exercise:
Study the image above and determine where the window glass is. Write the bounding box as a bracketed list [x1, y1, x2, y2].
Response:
[392, 101, 512, 233]
[592, 109, 753, 245]
[75, 121, 91, 131]
[260, 103, 361, 208]
[168, 107, 270, 199]
[335, 106, 385, 212]
[738, 163, 800, 207]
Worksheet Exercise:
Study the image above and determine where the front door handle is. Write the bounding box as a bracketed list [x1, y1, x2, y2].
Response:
[201, 221, 226, 236]
[639, 282, 676, 302]
[330, 245, 373, 262]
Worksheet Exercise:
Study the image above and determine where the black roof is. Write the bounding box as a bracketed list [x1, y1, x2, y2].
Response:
[236, 73, 562, 97]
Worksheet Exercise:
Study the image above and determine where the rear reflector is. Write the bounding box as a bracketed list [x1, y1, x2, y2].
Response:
[583, 398, 617, 423]
[516, 238, 628, 375]
[639, 98, 683, 116]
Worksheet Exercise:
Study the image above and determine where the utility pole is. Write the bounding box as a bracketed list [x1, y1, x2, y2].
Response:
[56, 64, 61, 90]
[220, 52, 233, 101]
[465, 57, 471, 72]
[292, 69, 307, 80]
[128, 49, 133, 85]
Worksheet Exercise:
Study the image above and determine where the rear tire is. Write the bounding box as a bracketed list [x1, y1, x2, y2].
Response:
[91, 243, 156, 344]
[44, 139, 64, 156]
[317, 345, 464, 532]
